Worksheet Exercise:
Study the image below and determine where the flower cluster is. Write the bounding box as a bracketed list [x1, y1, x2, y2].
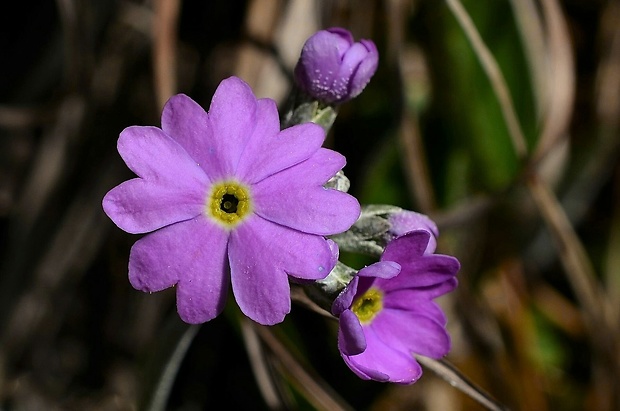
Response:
[103, 27, 459, 386]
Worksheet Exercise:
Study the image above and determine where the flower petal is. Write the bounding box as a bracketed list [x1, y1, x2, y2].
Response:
[409, 278, 459, 299]
[374, 309, 451, 359]
[160, 94, 217, 177]
[347, 40, 379, 98]
[358, 261, 401, 279]
[326, 239, 340, 271]
[128, 217, 230, 324]
[388, 210, 439, 253]
[345, 325, 422, 384]
[383, 292, 448, 326]
[236, 116, 325, 184]
[338, 309, 366, 356]
[205, 77, 258, 179]
[382, 279, 458, 310]
[103, 178, 205, 234]
[228, 216, 333, 325]
[341, 354, 389, 381]
[381, 230, 431, 262]
[378, 254, 460, 290]
[339, 42, 369, 76]
[253, 148, 360, 235]
[117, 126, 209, 187]
[332, 277, 359, 316]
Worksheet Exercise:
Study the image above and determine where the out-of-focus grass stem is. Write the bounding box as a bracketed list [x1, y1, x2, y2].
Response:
[152, 0, 180, 111]
[253, 324, 354, 411]
[445, 0, 528, 160]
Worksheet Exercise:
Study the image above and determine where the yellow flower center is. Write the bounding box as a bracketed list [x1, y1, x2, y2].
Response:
[206, 181, 252, 228]
[351, 287, 384, 324]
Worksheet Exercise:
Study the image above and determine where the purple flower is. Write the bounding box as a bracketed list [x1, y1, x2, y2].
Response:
[332, 230, 459, 383]
[294, 27, 378, 104]
[103, 76, 361, 326]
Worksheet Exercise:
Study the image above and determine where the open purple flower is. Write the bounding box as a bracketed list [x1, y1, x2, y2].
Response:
[103, 76, 361, 325]
[294, 27, 378, 104]
[332, 230, 459, 383]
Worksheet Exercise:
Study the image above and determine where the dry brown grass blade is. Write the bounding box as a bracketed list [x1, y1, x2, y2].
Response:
[606, 174, 620, 321]
[290, 286, 335, 319]
[494, 263, 549, 411]
[153, 0, 180, 110]
[240, 318, 286, 410]
[1, 165, 119, 357]
[398, 110, 437, 213]
[526, 178, 617, 407]
[0, 105, 54, 129]
[596, 1, 620, 126]
[526, 175, 610, 346]
[416, 356, 509, 411]
[531, 0, 576, 164]
[14, 96, 86, 233]
[508, 0, 546, 118]
[235, 0, 286, 97]
[143, 322, 201, 411]
[385, 0, 436, 213]
[444, 0, 528, 160]
[532, 283, 584, 338]
[597, 3, 620, 319]
[253, 324, 354, 411]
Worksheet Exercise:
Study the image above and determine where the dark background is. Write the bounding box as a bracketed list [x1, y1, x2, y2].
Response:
[1, 1, 619, 410]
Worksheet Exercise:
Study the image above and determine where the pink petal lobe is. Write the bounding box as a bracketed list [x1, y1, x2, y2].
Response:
[160, 94, 213, 175]
[378, 254, 460, 290]
[383, 291, 448, 326]
[236, 114, 325, 184]
[117, 126, 208, 187]
[357, 261, 401, 279]
[344, 325, 422, 384]
[338, 309, 366, 356]
[206, 77, 258, 179]
[373, 309, 451, 359]
[332, 277, 359, 316]
[128, 216, 230, 324]
[381, 230, 430, 262]
[253, 148, 360, 235]
[228, 216, 333, 325]
[103, 178, 205, 234]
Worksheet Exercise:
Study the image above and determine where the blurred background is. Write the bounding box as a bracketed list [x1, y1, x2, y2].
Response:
[1, 0, 619, 410]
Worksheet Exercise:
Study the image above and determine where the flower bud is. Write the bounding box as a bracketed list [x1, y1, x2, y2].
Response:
[294, 27, 378, 104]
[386, 209, 438, 254]
[330, 205, 439, 256]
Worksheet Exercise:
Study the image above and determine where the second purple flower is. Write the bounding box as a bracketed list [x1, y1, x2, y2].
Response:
[332, 230, 460, 383]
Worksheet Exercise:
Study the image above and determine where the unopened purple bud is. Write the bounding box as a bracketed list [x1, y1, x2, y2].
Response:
[387, 210, 438, 254]
[294, 27, 378, 104]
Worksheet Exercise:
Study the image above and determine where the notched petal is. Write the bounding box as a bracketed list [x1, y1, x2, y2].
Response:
[338, 310, 367, 356]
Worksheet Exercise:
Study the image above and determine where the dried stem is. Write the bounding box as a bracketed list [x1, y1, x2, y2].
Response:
[240, 317, 286, 410]
[253, 324, 354, 411]
[417, 356, 510, 411]
[445, 0, 528, 160]
[153, 0, 180, 110]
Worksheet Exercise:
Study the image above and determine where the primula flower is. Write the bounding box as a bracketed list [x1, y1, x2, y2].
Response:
[103, 76, 360, 326]
[332, 230, 459, 383]
[294, 27, 378, 104]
